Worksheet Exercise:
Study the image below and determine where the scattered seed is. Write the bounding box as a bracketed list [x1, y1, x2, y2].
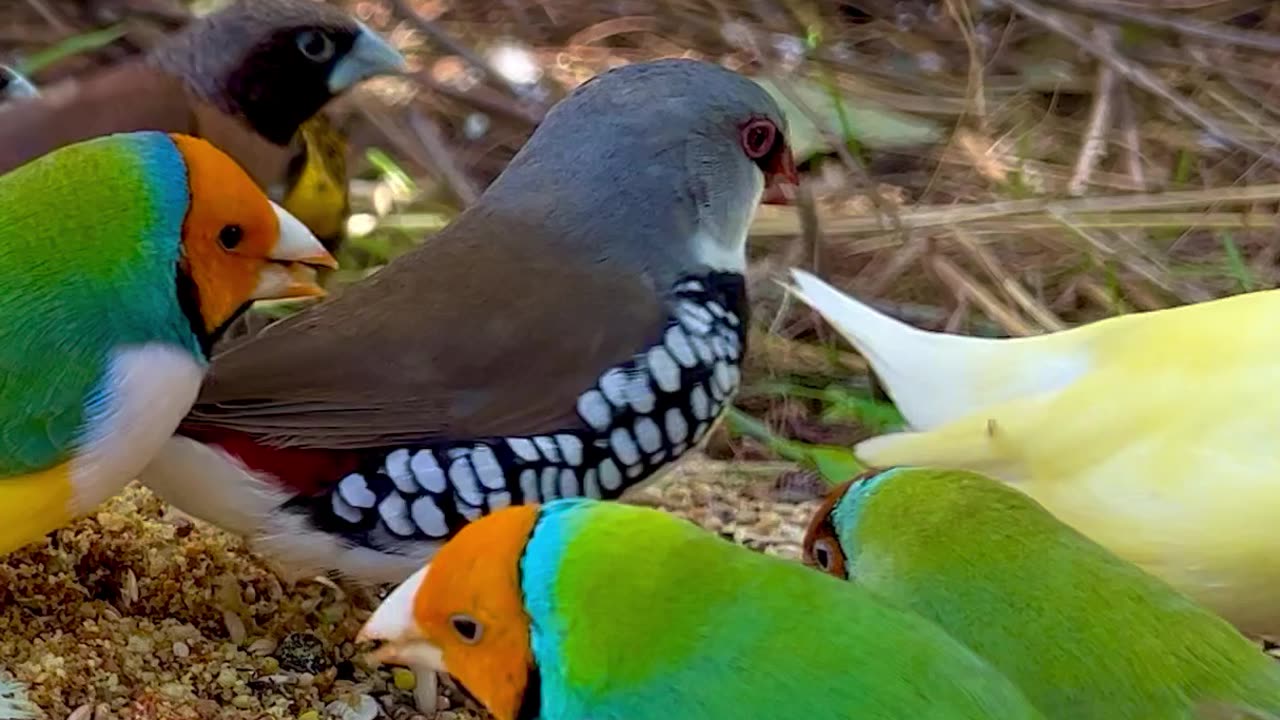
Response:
[216, 668, 238, 689]
[248, 637, 278, 656]
[392, 667, 416, 691]
[277, 632, 329, 674]
[325, 694, 378, 720]
[121, 569, 138, 606]
[222, 610, 247, 645]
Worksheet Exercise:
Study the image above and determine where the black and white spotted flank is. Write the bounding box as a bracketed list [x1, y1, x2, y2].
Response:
[283, 272, 748, 550]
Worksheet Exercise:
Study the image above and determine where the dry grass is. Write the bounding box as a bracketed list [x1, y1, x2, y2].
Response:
[3, 0, 1280, 716]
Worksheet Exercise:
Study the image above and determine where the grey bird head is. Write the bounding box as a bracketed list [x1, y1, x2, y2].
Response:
[479, 58, 798, 288]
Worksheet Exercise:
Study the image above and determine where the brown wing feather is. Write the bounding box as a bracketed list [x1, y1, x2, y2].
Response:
[0, 63, 194, 174]
[184, 210, 668, 449]
[189, 100, 293, 188]
[0, 61, 290, 187]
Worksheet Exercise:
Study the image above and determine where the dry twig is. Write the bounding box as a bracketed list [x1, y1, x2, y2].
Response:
[407, 109, 481, 207]
[999, 0, 1280, 169]
[930, 254, 1037, 336]
[1060, 0, 1280, 53]
[953, 228, 1065, 331]
[1068, 27, 1118, 197]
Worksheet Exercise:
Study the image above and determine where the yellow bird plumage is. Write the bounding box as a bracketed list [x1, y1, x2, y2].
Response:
[790, 268, 1280, 637]
[281, 113, 350, 253]
[1, 463, 74, 557]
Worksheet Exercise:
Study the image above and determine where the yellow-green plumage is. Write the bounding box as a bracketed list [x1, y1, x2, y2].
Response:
[789, 268, 1280, 636]
[816, 467, 1280, 720]
[521, 499, 1045, 720]
[0, 132, 201, 555]
[0, 132, 197, 475]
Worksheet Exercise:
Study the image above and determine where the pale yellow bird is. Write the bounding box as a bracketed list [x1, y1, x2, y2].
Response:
[788, 268, 1280, 638]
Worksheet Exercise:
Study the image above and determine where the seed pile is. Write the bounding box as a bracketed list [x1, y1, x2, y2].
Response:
[0, 458, 821, 720]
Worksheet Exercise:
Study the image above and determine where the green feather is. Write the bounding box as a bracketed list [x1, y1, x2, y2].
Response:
[519, 498, 1045, 720]
[832, 467, 1280, 720]
[0, 132, 200, 475]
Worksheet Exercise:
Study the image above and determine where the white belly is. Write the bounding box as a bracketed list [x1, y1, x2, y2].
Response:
[69, 343, 204, 515]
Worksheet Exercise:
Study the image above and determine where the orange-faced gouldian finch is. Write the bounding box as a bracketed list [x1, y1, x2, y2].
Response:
[0, 130, 336, 556]
[804, 466, 1280, 720]
[357, 498, 1046, 720]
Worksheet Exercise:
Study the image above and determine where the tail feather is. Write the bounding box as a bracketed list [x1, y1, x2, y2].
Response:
[787, 269, 1089, 431]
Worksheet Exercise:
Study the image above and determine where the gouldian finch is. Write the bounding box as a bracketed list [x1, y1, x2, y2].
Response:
[0, 130, 336, 556]
[0, 0, 406, 253]
[137, 59, 798, 586]
[358, 498, 1045, 720]
[788, 268, 1280, 637]
[804, 467, 1280, 720]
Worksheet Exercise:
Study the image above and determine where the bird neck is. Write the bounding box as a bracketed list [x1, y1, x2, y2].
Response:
[173, 266, 246, 361]
[830, 467, 904, 561]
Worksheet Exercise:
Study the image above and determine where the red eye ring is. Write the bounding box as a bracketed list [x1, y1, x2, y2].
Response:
[740, 119, 777, 160]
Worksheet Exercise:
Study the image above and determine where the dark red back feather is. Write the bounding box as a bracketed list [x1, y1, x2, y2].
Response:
[179, 424, 361, 497]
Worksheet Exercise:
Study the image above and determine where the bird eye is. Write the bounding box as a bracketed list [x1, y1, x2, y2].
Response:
[811, 538, 837, 573]
[740, 119, 777, 160]
[218, 224, 244, 250]
[450, 614, 483, 644]
[296, 30, 336, 63]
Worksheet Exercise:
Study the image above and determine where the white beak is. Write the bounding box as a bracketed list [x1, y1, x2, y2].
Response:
[268, 201, 336, 266]
[328, 24, 408, 93]
[250, 202, 337, 300]
[358, 565, 447, 671]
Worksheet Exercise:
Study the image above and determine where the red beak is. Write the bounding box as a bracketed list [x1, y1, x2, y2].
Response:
[760, 147, 800, 206]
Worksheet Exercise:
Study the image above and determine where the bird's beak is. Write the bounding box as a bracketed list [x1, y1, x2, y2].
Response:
[761, 147, 800, 206]
[251, 202, 339, 300]
[328, 24, 408, 93]
[358, 565, 447, 672]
